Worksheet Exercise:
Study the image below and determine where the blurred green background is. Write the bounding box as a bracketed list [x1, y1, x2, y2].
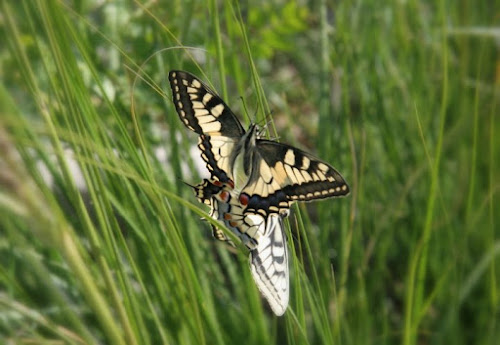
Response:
[1, 0, 498, 344]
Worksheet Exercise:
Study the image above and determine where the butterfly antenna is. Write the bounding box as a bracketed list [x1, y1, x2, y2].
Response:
[256, 111, 281, 140]
[237, 95, 252, 125]
[239, 92, 278, 140]
[178, 178, 197, 190]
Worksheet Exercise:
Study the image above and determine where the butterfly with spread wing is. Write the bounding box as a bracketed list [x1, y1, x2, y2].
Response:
[168, 70, 349, 315]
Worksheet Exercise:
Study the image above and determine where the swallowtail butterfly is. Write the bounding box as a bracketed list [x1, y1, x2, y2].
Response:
[169, 70, 349, 315]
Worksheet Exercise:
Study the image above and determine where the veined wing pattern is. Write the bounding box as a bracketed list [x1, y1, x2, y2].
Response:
[193, 182, 289, 316]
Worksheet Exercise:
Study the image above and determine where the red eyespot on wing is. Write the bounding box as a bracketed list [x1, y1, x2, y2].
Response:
[219, 191, 229, 202]
[229, 221, 238, 227]
[213, 180, 223, 187]
[224, 213, 232, 220]
[227, 180, 235, 189]
[239, 193, 249, 206]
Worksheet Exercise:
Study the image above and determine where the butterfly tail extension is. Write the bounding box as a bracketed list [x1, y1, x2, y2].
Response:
[249, 215, 289, 316]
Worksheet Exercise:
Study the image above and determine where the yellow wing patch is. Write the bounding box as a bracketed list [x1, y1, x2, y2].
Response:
[241, 145, 349, 214]
[198, 136, 238, 181]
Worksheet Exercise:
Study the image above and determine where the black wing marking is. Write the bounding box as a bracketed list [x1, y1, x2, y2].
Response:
[210, 187, 290, 315]
[208, 196, 233, 244]
[168, 71, 245, 138]
[169, 70, 246, 183]
[190, 179, 224, 205]
[240, 140, 350, 216]
[249, 214, 289, 316]
[197, 135, 238, 184]
[189, 179, 233, 243]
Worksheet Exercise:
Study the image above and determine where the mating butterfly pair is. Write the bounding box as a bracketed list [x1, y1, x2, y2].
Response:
[169, 70, 349, 315]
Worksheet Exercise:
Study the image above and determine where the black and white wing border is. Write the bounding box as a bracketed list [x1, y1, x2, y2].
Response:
[168, 70, 245, 184]
[240, 141, 350, 216]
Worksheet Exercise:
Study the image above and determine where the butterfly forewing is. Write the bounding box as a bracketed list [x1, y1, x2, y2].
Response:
[168, 71, 245, 137]
[241, 140, 350, 215]
[169, 70, 246, 183]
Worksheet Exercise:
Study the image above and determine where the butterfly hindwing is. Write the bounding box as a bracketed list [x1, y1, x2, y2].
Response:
[208, 196, 233, 244]
[190, 179, 289, 315]
[240, 140, 350, 215]
[198, 135, 238, 184]
[250, 214, 289, 316]
[190, 179, 233, 243]
[191, 179, 258, 247]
